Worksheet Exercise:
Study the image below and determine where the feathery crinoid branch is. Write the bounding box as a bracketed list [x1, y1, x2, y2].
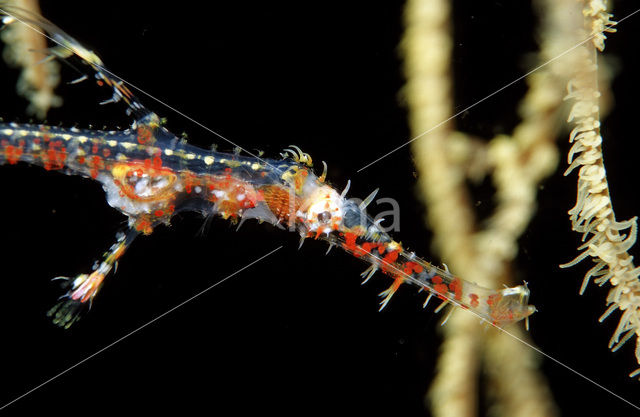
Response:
[560, 0, 640, 378]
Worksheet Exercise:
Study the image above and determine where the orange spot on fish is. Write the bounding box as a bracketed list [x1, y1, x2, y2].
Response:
[487, 293, 501, 307]
[469, 293, 479, 307]
[449, 277, 463, 301]
[434, 283, 448, 294]
[384, 250, 398, 263]
[137, 126, 153, 144]
[89, 155, 103, 179]
[344, 233, 357, 251]
[5, 145, 21, 164]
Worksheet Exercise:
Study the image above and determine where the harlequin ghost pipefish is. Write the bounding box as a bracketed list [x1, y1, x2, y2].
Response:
[0, 5, 535, 329]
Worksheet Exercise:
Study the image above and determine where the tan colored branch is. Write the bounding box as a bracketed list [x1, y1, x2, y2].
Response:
[1, 0, 61, 118]
[403, 0, 574, 415]
[402, 1, 481, 415]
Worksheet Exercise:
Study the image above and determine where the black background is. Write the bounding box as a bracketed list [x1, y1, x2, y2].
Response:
[1, 1, 639, 415]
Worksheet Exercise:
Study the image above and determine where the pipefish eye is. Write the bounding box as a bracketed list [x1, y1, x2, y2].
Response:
[317, 211, 332, 222]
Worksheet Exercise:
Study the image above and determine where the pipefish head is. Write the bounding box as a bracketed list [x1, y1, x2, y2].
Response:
[298, 184, 345, 237]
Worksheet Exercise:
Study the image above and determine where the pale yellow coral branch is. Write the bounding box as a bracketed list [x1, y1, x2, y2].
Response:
[1, 0, 60, 118]
[403, 0, 572, 415]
